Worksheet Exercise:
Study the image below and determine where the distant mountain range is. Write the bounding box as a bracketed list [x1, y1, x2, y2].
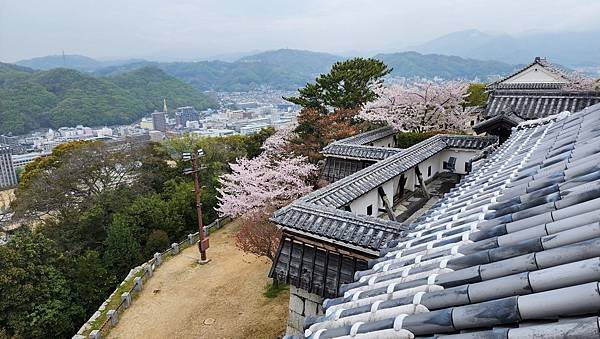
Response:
[12, 49, 518, 91]
[408, 29, 600, 69]
[15, 54, 146, 73]
[0, 63, 217, 135]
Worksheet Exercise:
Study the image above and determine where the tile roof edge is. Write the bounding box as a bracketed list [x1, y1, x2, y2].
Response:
[334, 126, 397, 146]
[516, 110, 571, 129]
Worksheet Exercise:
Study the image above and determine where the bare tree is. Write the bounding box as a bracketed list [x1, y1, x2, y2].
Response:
[235, 206, 282, 263]
[12, 141, 147, 221]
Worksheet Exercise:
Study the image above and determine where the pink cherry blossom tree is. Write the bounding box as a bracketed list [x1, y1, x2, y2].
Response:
[217, 152, 317, 219]
[564, 71, 598, 91]
[359, 80, 474, 132]
[261, 123, 297, 154]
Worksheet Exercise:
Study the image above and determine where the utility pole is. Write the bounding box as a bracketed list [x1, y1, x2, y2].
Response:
[183, 149, 210, 264]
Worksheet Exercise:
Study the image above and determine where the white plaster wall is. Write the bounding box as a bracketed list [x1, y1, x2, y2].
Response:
[404, 167, 416, 191]
[350, 189, 379, 216]
[370, 135, 395, 148]
[417, 154, 442, 182]
[505, 66, 565, 84]
[346, 149, 480, 216]
[391, 176, 401, 196]
[439, 149, 480, 175]
[381, 180, 395, 205]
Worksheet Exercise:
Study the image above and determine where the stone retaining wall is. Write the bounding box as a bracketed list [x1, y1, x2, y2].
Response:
[286, 285, 324, 336]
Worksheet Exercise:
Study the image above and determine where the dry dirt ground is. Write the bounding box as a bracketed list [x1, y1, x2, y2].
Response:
[108, 220, 289, 339]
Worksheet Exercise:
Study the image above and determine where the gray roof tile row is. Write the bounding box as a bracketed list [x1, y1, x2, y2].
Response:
[273, 202, 405, 252]
[335, 126, 397, 146]
[321, 127, 400, 161]
[321, 144, 402, 161]
[300, 103, 600, 338]
[485, 90, 600, 120]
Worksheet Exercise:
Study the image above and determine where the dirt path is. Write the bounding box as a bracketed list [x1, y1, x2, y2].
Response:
[109, 220, 289, 339]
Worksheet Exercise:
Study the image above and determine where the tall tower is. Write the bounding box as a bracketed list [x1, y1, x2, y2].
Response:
[163, 98, 168, 113]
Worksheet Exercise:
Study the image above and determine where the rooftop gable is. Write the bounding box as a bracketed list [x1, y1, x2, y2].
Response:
[487, 57, 573, 90]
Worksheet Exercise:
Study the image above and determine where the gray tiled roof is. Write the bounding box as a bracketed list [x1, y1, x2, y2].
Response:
[301, 103, 600, 338]
[272, 134, 496, 258]
[273, 202, 405, 253]
[322, 127, 400, 161]
[305, 135, 496, 208]
[322, 144, 402, 161]
[472, 111, 525, 133]
[335, 126, 397, 146]
[485, 90, 600, 119]
[320, 157, 374, 184]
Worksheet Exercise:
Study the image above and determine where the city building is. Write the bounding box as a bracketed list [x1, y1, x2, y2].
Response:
[240, 123, 271, 135]
[151, 111, 167, 132]
[175, 106, 199, 127]
[192, 129, 236, 137]
[11, 151, 50, 172]
[270, 129, 497, 335]
[140, 118, 154, 130]
[302, 103, 600, 339]
[0, 135, 25, 154]
[95, 127, 113, 138]
[148, 130, 164, 142]
[474, 57, 600, 141]
[0, 145, 18, 188]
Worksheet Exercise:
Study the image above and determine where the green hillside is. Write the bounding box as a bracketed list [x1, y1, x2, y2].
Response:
[0, 66, 217, 135]
[94, 49, 516, 91]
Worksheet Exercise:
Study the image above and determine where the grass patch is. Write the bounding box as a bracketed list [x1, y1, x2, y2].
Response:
[263, 282, 288, 299]
[84, 269, 145, 336]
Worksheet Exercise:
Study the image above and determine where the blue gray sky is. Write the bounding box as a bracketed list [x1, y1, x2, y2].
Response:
[1, 0, 599, 62]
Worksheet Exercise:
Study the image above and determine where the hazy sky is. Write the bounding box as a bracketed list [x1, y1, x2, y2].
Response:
[1, 0, 600, 62]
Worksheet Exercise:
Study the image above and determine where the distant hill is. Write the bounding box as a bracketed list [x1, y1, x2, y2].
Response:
[375, 51, 516, 80]
[92, 49, 516, 91]
[238, 49, 341, 74]
[410, 29, 600, 68]
[0, 62, 35, 86]
[16, 54, 146, 72]
[0, 66, 217, 135]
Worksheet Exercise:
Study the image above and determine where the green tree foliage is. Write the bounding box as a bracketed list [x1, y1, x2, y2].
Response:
[395, 131, 445, 148]
[163, 132, 273, 223]
[284, 58, 392, 111]
[66, 250, 116, 317]
[244, 126, 276, 158]
[104, 214, 143, 278]
[0, 232, 82, 338]
[4, 131, 274, 338]
[466, 83, 489, 107]
[145, 230, 171, 257]
[0, 66, 217, 135]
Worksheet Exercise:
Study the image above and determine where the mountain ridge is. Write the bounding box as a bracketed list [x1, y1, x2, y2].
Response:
[0, 66, 217, 135]
[15, 49, 517, 91]
[409, 29, 600, 68]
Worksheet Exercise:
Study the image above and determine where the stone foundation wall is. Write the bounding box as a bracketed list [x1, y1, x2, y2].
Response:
[286, 286, 324, 336]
